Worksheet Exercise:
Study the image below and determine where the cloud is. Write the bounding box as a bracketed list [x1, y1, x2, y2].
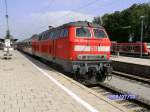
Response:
[29, 10, 93, 26]
[13, 10, 93, 40]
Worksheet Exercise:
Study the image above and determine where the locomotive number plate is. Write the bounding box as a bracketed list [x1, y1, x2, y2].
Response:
[91, 46, 98, 51]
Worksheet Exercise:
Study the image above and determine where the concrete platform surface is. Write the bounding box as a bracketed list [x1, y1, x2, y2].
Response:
[111, 56, 150, 66]
[0, 51, 126, 112]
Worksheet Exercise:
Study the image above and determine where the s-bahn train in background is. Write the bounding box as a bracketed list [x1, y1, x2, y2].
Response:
[111, 42, 150, 56]
[17, 21, 112, 83]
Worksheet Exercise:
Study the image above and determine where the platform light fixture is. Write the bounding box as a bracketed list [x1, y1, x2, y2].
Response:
[121, 26, 133, 42]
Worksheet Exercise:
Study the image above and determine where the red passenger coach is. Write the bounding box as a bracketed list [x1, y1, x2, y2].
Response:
[18, 21, 112, 83]
[111, 42, 150, 56]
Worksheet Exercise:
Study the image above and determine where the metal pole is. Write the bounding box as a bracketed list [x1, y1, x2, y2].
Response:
[5, 0, 9, 30]
[100, 16, 103, 26]
[140, 18, 144, 57]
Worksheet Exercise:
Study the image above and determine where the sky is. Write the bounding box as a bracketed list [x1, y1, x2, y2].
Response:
[0, 0, 149, 40]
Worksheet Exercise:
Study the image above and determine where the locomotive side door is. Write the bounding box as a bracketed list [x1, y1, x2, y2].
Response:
[52, 40, 56, 61]
[52, 30, 59, 61]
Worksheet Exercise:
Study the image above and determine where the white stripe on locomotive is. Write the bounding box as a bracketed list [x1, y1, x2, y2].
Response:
[74, 45, 110, 52]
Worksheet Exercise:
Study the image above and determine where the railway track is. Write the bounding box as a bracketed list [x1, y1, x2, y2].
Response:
[87, 83, 150, 112]
[112, 71, 150, 86]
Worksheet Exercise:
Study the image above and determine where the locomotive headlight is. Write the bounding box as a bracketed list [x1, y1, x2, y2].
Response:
[82, 56, 86, 59]
[78, 55, 82, 60]
[78, 55, 88, 60]
[101, 55, 104, 59]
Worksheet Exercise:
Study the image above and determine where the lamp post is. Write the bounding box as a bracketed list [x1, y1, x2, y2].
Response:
[140, 16, 145, 58]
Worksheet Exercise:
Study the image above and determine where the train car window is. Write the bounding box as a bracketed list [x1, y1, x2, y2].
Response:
[41, 34, 45, 40]
[38, 35, 43, 40]
[59, 28, 68, 38]
[43, 33, 46, 40]
[46, 32, 49, 39]
[49, 32, 53, 39]
[54, 30, 58, 39]
[93, 29, 107, 38]
[55, 30, 60, 39]
[60, 29, 65, 38]
[52, 31, 57, 39]
[45, 32, 48, 40]
[51, 31, 54, 39]
[76, 27, 91, 37]
[63, 28, 68, 37]
[43, 32, 49, 40]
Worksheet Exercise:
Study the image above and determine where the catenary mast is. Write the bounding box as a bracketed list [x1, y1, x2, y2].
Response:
[5, 0, 11, 39]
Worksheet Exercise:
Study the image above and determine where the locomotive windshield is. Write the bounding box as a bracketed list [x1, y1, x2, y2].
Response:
[147, 43, 150, 48]
[93, 29, 107, 38]
[76, 27, 91, 38]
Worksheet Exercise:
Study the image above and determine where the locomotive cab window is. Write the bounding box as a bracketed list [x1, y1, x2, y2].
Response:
[76, 27, 91, 37]
[147, 43, 150, 48]
[93, 29, 107, 38]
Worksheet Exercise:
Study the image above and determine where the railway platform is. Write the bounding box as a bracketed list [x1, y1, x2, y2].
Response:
[111, 56, 150, 77]
[0, 50, 127, 112]
[111, 56, 150, 66]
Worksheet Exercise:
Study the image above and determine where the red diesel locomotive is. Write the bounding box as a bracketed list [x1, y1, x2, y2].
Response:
[18, 21, 112, 83]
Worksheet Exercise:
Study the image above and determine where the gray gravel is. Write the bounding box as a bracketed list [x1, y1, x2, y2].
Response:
[105, 76, 150, 101]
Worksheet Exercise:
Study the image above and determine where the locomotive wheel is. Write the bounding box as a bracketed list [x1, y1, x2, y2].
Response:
[96, 72, 106, 82]
[74, 71, 86, 83]
[74, 71, 81, 82]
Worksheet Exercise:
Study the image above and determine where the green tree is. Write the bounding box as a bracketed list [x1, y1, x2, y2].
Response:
[93, 3, 150, 42]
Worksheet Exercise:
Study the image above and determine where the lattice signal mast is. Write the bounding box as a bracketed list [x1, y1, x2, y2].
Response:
[5, 0, 11, 39]
[3, 0, 16, 59]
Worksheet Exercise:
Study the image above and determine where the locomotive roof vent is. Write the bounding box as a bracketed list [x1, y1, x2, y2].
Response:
[87, 22, 92, 27]
[48, 26, 54, 30]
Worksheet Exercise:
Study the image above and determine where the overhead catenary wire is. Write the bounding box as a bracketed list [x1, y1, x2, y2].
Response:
[28, 0, 56, 35]
[29, 0, 126, 38]
[53, 0, 127, 24]
[5, 0, 8, 15]
[32, 0, 101, 33]
[51, 0, 99, 24]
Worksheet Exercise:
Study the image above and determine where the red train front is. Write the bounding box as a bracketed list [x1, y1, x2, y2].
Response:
[18, 21, 112, 83]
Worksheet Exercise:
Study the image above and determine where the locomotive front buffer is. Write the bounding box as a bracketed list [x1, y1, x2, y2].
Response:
[72, 59, 113, 83]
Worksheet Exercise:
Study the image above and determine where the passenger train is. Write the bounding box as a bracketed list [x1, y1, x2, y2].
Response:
[111, 42, 150, 56]
[17, 21, 112, 83]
